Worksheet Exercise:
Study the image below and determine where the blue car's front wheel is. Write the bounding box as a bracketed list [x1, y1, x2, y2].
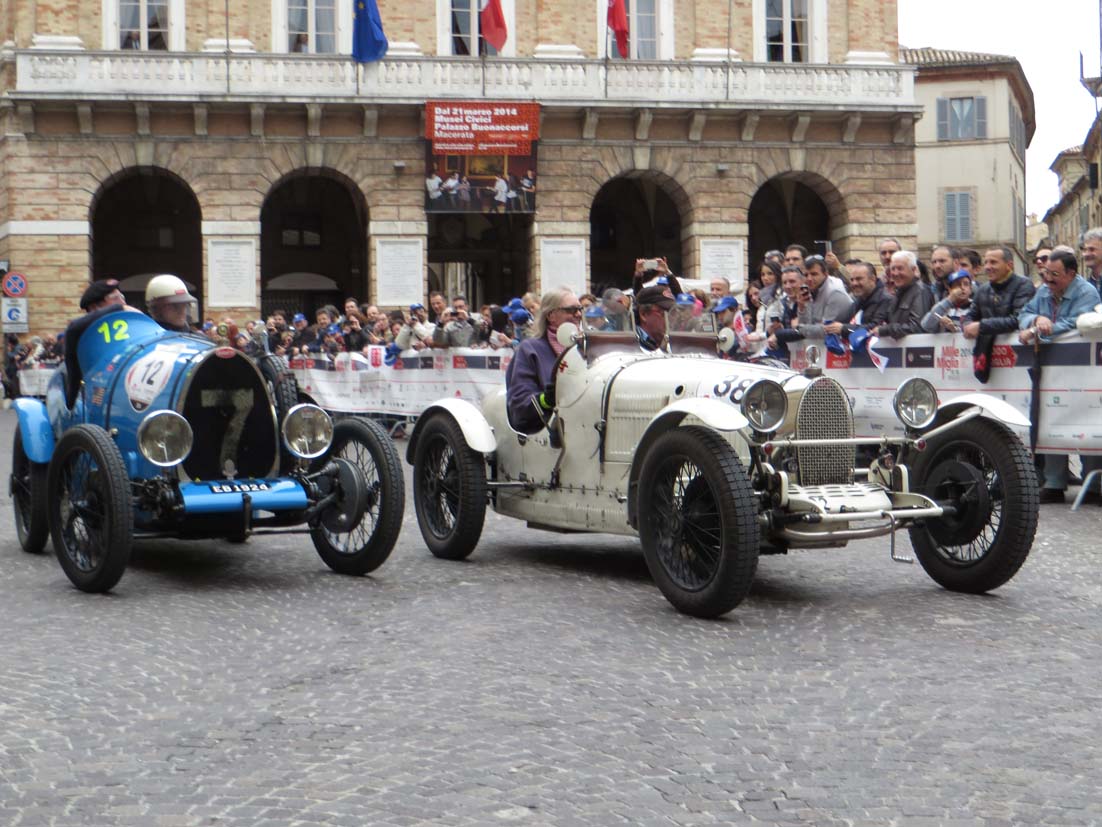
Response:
[47, 425, 133, 593]
[11, 423, 49, 554]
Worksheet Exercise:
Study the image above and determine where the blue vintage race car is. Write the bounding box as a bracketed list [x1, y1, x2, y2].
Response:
[9, 308, 403, 592]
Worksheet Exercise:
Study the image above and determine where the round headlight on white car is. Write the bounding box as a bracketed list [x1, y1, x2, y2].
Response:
[137, 410, 193, 467]
[893, 377, 938, 429]
[741, 379, 788, 433]
[281, 403, 334, 459]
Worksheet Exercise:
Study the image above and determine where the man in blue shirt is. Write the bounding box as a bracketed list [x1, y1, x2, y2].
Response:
[1019, 249, 1102, 503]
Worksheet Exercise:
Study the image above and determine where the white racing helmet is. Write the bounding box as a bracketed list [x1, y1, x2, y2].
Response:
[145, 274, 194, 305]
[145, 274, 198, 327]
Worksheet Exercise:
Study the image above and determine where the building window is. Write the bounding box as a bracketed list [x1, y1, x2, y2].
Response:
[765, 0, 807, 63]
[1008, 98, 1026, 161]
[944, 191, 973, 242]
[449, 0, 498, 56]
[116, 0, 173, 49]
[607, 0, 658, 60]
[936, 96, 988, 141]
[287, 0, 337, 53]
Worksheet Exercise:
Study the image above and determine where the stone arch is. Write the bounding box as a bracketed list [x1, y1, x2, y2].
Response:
[747, 170, 848, 272]
[89, 166, 203, 312]
[259, 167, 370, 311]
[589, 168, 693, 291]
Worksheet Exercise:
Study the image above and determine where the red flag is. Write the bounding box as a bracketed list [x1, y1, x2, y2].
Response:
[479, 0, 508, 52]
[607, 0, 629, 58]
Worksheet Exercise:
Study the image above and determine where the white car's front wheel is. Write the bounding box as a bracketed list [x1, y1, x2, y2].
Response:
[413, 414, 487, 560]
[637, 426, 760, 619]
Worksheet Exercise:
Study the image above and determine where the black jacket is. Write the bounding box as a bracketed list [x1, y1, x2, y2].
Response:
[966, 274, 1035, 335]
[877, 279, 934, 339]
[837, 281, 892, 336]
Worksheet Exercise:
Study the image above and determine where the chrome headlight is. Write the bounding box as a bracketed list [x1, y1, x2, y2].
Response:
[281, 403, 333, 459]
[741, 379, 789, 433]
[137, 410, 193, 468]
[893, 378, 938, 429]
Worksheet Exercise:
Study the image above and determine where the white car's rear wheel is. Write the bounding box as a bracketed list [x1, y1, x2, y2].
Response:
[637, 426, 760, 618]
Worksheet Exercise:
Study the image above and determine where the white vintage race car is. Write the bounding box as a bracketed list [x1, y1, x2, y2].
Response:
[405, 315, 1039, 618]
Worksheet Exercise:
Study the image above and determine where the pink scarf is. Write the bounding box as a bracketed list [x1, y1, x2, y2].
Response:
[547, 322, 566, 356]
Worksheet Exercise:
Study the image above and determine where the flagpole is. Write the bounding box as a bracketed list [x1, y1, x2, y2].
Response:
[224, 0, 231, 95]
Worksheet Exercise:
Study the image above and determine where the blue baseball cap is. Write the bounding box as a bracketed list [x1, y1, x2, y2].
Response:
[327, 323, 342, 336]
[509, 308, 532, 324]
[655, 276, 669, 285]
[584, 306, 606, 318]
[675, 292, 696, 307]
[947, 269, 972, 286]
[409, 302, 425, 311]
[201, 321, 215, 331]
[506, 298, 525, 311]
[292, 313, 307, 323]
[711, 296, 739, 313]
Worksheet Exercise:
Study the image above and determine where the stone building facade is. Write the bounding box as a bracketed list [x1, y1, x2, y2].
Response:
[901, 48, 1034, 274]
[0, 0, 918, 335]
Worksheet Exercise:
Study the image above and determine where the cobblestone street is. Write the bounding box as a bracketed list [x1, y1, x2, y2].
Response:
[1, 410, 1099, 826]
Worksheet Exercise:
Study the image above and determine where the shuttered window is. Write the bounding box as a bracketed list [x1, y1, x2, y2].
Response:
[936, 96, 987, 141]
[945, 191, 973, 242]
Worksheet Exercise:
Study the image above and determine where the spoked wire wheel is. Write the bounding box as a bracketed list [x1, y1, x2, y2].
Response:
[413, 414, 486, 560]
[909, 418, 1037, 593]
[11, 423, 49, 553]
[309, 417, 403, 575]
[637, 427, 759, 618]
[47, 425, 133, 593]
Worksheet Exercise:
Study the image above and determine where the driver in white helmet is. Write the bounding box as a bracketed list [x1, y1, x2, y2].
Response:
[145, 274, 198, 333]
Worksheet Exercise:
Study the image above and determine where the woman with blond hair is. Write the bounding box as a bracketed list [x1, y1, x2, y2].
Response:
[504, 286, 583, 433]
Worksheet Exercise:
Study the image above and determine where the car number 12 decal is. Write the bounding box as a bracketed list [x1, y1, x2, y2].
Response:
[125, 352, 175, 411]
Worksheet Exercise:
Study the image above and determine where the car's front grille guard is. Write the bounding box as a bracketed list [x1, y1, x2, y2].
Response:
[793, 378, 855, 486]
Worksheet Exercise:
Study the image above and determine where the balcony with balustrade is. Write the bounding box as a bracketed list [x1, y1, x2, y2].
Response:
[7, 49, 916, 114]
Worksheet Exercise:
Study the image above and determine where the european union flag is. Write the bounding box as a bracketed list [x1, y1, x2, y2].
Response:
[353, 0, 388, 63]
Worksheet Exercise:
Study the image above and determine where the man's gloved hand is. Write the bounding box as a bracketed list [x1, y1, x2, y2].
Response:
[538, 381, 556, 411]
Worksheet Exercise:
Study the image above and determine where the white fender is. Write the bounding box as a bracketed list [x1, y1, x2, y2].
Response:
[645, 397, 750, 434]
[406, 398, 497, 463]
[933, 393, 1031, 429]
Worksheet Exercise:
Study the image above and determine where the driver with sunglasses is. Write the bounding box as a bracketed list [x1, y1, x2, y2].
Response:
[505, 287, 583, 434]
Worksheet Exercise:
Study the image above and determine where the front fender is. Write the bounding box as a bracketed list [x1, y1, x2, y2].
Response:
[625, 398, 750, 528]
[930, 394, 1031, 430]
[406, 398, 497, 463]
[13, 397, 54, 464]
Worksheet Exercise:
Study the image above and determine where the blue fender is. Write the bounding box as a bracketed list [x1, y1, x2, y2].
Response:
[13, 397, 54, 464]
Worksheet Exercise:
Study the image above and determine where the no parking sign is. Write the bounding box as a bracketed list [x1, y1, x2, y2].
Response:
[2, 272, 29, 332]
[2, 271, 28, 298]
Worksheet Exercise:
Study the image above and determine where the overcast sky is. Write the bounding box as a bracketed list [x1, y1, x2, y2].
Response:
[898, 0, 1101, 218]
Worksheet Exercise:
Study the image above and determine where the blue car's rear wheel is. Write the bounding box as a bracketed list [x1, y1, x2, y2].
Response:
[47, 425, 133, 593]
[309, 417, 404, 575]
[11, 423, 49, 554]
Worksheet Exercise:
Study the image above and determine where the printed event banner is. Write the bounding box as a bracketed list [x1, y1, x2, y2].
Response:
[292, 331, 1102, 456]
[424, 101, 539, 214]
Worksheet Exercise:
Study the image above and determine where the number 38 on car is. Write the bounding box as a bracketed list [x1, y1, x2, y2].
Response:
[407, 316, 1039, 618]
[10, 309, 403, 592]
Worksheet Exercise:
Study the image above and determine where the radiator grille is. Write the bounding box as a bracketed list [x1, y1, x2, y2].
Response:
[794, 378, 854, 486]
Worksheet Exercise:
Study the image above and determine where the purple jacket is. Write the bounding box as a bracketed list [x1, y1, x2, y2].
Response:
[505, 333, 557, 433]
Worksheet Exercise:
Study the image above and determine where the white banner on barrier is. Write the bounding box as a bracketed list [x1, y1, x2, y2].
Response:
[291, 347, 511, 415]
[791, 329, 1102, 455]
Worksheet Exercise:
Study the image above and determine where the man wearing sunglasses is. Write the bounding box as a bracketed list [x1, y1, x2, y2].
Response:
[1032, 248, 1052, 284]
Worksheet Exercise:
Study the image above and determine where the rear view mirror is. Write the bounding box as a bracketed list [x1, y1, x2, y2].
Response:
[717, 328, 737, 353]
